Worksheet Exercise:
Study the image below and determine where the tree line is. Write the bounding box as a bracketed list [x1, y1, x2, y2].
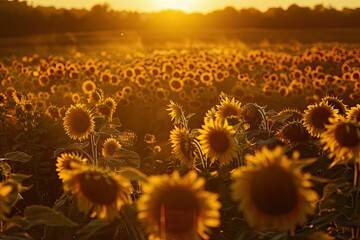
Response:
[1, 0, 360, 37]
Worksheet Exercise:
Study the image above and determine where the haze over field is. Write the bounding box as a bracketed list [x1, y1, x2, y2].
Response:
[29, 0, 360, 12]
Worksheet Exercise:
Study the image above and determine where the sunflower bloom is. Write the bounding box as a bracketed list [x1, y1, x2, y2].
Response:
[277, 121, 310, 144]
[347, 104, 360, 122]
[303, 102, 339, 137]
[231, 147, 318, 232]
[215, 96, 242, 120]
[170, 126, 194, 168]
[198, 118, 237, 166]
[167, 100, 184, 124]
[137, 171, 221, 240]
[63, 104, 95, 141]
[62, 165, 132, 220]
[56, 152, 88, 180]
[320, 95, 347, 116]
[321, 116, 360, 167]
[102, 138, 122, 158]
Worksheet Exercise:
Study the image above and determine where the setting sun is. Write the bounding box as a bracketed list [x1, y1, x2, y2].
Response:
[152, 0, 196, 12]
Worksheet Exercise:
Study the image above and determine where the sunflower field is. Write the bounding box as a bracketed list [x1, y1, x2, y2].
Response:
[0, 44, 360, 240]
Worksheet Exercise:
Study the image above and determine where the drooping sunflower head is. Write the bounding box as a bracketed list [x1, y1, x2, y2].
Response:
[303, 101, 339, 137]
[198, 118, 237, 166]
[56, 152, 88, 180]
[167, 100, 184, 124]
[63, 104, 95, 141]
[278, 107, 303, 122]
[137, 171, 221, 240]
[321, 116, 360, 167]
[277, 121, 310, 145]
[347, 104, 360, 123]
[170, 126, 194, 168]
[62, 165, 132, 220]
[231, 147, 318, 232]
[102, 138, 122, 158]
[320, 95, 348, 116]
[241, 103, 264, 130]
[46, 105, 61, 120]
[215, 96, 242, 121]
[97, 98, 116, 120]
[87, 88, 104, 105]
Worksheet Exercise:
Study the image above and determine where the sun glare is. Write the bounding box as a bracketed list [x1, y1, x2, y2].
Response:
[152, 0, 196, 12]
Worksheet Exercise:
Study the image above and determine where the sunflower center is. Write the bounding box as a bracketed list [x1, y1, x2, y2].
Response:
[69, 110, 91, 133]
[282, 123, 310, 143]
[221, 106, 239, 118]
[159, 187, 198, 233]
[251, 166, 298, 216]
[334, 123, 360, 148]
[105, 143, 118, 155]
[311, 108, 332, 129]
[210, 131, 230, 153]
[78, 172, 118, 205]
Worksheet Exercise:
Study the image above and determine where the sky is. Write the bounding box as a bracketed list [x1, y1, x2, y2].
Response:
[29, 0, 360, 13]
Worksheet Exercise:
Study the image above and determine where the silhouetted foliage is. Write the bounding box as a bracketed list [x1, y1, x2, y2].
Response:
[1, 0, 360, 37]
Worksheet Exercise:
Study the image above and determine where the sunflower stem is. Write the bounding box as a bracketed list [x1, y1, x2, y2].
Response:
[193, 139, 209, 177]
[90, 133, 98, 166]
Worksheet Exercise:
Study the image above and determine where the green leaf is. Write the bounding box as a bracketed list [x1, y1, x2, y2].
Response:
[116, 167, 148, 183]
[24, 205, 78, 227]
[109, 117, 122, 127]
[99, 127, 121, 136]
[112, 149, 140, 168]
[271, 113, 292, 123]
[1, 152, 32, 162]
[76, 219, 120, 240]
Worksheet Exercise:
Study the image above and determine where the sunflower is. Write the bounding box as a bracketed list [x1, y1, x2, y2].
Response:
[241, 103, 264, 130]
[321, 116, 360, 167]
[97, 97, 117, 120]
[56, 152, 88, 180]
[347, 104, 360, 122]
[167, 100, 184, 124]
[277, 108, 303, 122]
[277, 121, 310, 145]
[21, 101, 35, 113]
[137, 171, 221, 240]
[303, 102, 339, 138]
[320, 95, 348, 116]
[0, 93, 7, 107]
[12, 91, 24, 105]
[231, 147, 318, 232]
[215, 96, 242, 120]
[102, 138, 122, 158]
[198, 118, 237, 166]
[82, 80, 96, 95]
[62, 165, 132, 220]
[170, 126, 194, 168]
[63, 104, 95, 141]
[169, 78, 184, 92]
[88, 88, 104, 105]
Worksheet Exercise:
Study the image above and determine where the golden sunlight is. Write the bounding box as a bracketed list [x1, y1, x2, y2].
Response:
[151, 0, 196, 12]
